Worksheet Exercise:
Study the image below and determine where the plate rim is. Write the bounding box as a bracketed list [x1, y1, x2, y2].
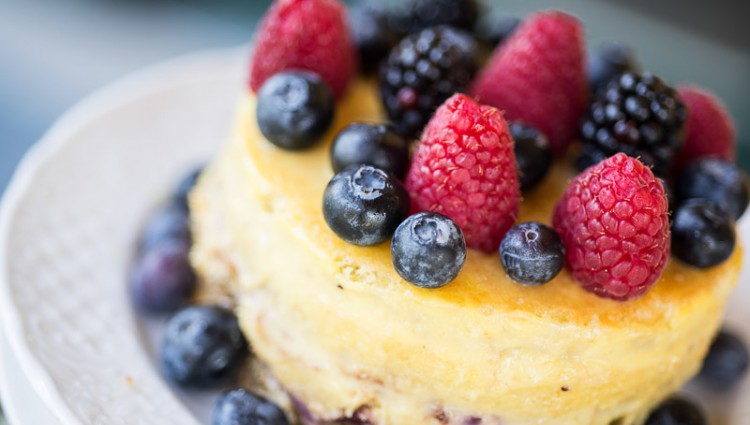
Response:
[0, 46, 246, 425]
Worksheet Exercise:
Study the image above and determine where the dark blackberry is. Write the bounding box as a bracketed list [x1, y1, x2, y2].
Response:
[406, 0, 480, 33]
[349, 5, 403, 74]
[579, 71, 687, 177]
[379, 26, 478, 138]
[587, 43, 640, 94]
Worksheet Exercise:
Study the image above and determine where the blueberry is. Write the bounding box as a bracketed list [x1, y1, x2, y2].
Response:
[676, 158, 749, 220]
[349, 5, 402, 74]
[588, 43, 640, 94]
[499, 222, 564, 285]
[330, 123, 410, 178]
[671, 199, 735, 268]
[139, 204, 191, 252]
[391, 212, 466, 288]
[510, 123, 552, 192]
[698, 329, 749, 390]
[256, 72, 335, 151]
[161, 305, 247, 388]
[645, 396, 706, 425]
[323, 164, 410, 246]
[175, 166, 204, 211]
[130, 240, 196, 313]
[213, 389, 289, 425]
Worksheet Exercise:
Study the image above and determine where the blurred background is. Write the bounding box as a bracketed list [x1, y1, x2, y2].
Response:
[1, 0, 749, 192]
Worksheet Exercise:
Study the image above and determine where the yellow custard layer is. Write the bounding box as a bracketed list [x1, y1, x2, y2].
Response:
[190, 80, 742, 425]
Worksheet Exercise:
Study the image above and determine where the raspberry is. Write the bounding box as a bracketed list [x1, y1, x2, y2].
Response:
[471, 11, 587, 154]
[405, 94, 520, 252]
[552, 153, 670, 301]
[249, 0, 356, 98]
[676, 85, 736, 169]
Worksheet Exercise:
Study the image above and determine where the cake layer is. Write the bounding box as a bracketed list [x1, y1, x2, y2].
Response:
[190, 80, 742, 425]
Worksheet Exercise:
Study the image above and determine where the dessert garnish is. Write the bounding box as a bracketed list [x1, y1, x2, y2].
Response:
[406, 93, 520, 253]
[553, 153, 670, 300]
[587, 42, 640, 94]
[698, 329, 750, 391]
[645, 396, 707, 425]
[671, 199, 736, 268]
[391, 212, 466, 288]
[213, 389, 290, 425]
[676, 84, 736, 168]
[675, 158, 749, 221]
[256, 71, 335, 151]
[499, 222, 565, 286]
[323, 164, 409, 246]
[330, 123, 410, 178]
[130, 239, 197, 313]
[471, 11, 587, 153]
[138, 202, 192, 252]
[348, 4, 402, 74]
[578, 71, 687, 177]
[405, 0, 479, 33]
[509, 122, 551, 193]
[161, 305, 248, 388]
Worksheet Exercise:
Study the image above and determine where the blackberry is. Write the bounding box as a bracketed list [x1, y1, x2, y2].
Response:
[379, 26, 478, 138]
[349, 5, 403, 74]
[579, 72, 687, 177]
[406, 0, 480, 33]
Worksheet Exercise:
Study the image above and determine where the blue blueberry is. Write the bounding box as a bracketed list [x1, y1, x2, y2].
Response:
[671, 199, 735, 268]
[130, 240, 196, 313]
[499, 222, 564, 286]
[323, 164, 410, 246]
[510, 123, 552, 192]
[256, 71, 335, 151]
[213, 389, 289, 425]
[391, 212, 466, 288]
[588, 43, 640, 94]
[645, 396, 706, 425]
[139, 203, 191, 252]
[175, 166, 204, 211]
[676, 158, 749, 220]
[698, 329, 749, 390]
[161, 305, 247, 388]
[330, 123, 410, 179]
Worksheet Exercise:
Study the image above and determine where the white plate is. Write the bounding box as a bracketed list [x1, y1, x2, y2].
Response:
[0, 47, 749, 425]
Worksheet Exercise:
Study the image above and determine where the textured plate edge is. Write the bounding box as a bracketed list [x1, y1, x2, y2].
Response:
[0, 46, 247, 425]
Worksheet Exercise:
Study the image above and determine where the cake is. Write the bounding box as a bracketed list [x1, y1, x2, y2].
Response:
[186, 1, 745, 424]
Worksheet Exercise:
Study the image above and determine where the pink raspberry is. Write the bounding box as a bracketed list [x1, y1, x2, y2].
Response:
[249, 0, 356, 98]
[471, 11, 587, 154]
[676, 85, 736, 169]
[552, 153, 670, 300]
[405, 94, 520, 253]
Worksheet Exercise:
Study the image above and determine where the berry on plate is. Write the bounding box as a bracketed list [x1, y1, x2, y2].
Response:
[130, 239, 196, 313]
[330, 123, 410, 178]
[471, 11, 587, 154]
[671, 199, 735, 268]
[675, 158, 749, 220]
[676, 85, 736, 168]
[697, 329, 749, 391]
[510, 122, 552, 192]
[405, 93, 520, 252]
[645, 396, 707, 425]
[553, 153, 670, 300]
[499, 222, 564, 286]
[256, 71, 335, 151]
[139, 203, 191, 252]
[213, 388, 290, 425]
[323, 164, 410, 246]
[249, 0, 356, 98]
[174, 165, 204, 212]
[391, 212, 466, 288]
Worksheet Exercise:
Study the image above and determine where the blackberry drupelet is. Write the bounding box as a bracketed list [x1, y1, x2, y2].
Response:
[379, 26, 478, 138]
[406, 0, 480, 33]
[578, 72, 687, 176]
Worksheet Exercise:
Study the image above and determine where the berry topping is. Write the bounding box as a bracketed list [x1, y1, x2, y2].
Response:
[349, 5, 403, 75]
[675, 158, 749, 220]
[510, 122, 552, 192]
[130, 240, 196, 313]
[671, 199, 735, 268]
[175, 166, 203, 212]
[552, 153, 670, 300]
[323, 164, 410, 246]
[213, 388, 290, 425]
[587, 43, 640, 94]
[330, 123, 410, 178]
[471, 11, 587, 154]
[256, 72, 335, 151]
[499, 222, 564, 286]
[139, 203, 191, 252]
[578, 71, 687, 177]
[405, 0, 480, 33]
[249, 0, 356, 98]
[161, 305, 247, 388]
[379, 26, 478, 138]
[645, 396, 707, 425]
[405, 94, 520, 252]
[698, 329, 749, 390]
[391, 212, 466, 288]
[676, 85, 736, 168]
[474, 13, 520, 47]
